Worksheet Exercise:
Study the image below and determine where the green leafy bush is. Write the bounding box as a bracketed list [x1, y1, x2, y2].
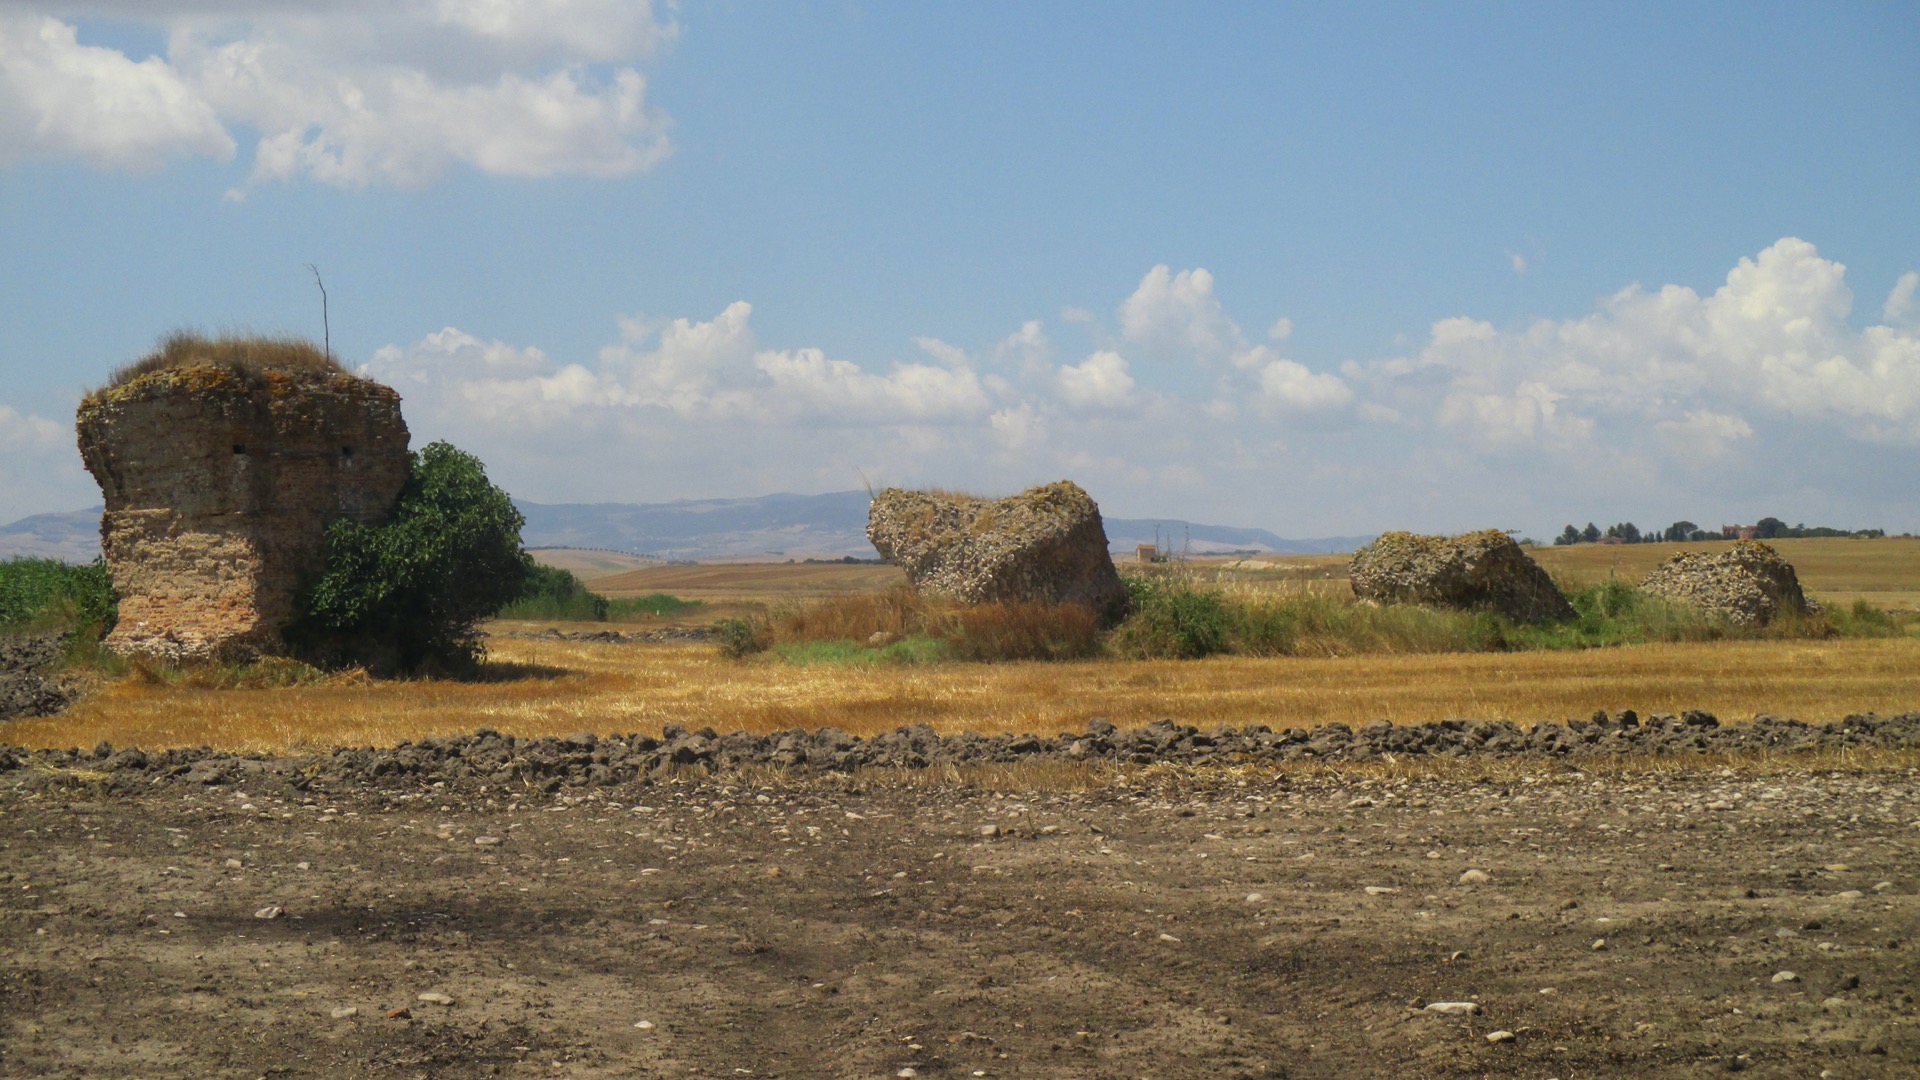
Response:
[607, 593, 703, 620]
[0, 557, 117, 635]
[291, 441, 531, 673]
[498, 564, 611, 621]
[715, 617, 771, 658]
[1110, 576, 1233, 659]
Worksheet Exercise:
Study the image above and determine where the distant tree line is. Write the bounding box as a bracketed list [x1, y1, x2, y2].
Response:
[1553, 517, 1885, 546]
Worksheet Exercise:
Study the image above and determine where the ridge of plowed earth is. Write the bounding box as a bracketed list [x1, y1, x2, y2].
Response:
[3, 728, 1917, 1080]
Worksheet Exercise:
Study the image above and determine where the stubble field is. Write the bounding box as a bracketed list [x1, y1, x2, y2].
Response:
[2, 536, 1917, 1078]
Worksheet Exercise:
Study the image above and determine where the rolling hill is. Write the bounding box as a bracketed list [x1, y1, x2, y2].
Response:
[1, 493, 1372, 563]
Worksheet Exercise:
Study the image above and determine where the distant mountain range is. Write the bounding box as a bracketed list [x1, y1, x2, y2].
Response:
[1, 493, 1372, 563]
[517, 492, 1370, 559]
[0, 507, 102, 563]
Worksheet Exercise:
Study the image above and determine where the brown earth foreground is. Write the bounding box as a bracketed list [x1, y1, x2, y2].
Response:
[4, 751, 1917, 1079]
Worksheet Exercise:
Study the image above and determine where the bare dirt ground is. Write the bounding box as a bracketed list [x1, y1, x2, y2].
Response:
[4, 753, 1917, 1079]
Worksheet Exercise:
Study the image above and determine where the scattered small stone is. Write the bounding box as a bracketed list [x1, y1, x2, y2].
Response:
[1823, 863, 1851, 872]
[897, 1069, 918, 1078]
[1459, 869, 1491, 884]
[224, 858, 243, 869]
[1822, 997, 1848, 1011]
[1873, 881, 1893, 892]
[1364, 886, 1399, 895]
[633, 1020, 654, 1030]
[295, 862, 311, 871]
[330, 1006, 358, 1020]
[1832, 890, 1864, 900]
[1771, 971, 1799, 984]
[385, 1007, 411, 1020]
[474, 835, 502, 847]
[1485, 1029, 1515, 1044]
[1423, 1002, 1480, 1016]
[417, 991, 454, 1005]
[253, 905, 283, 920]
[978, 825, 1000, 838]
[1592, 938, 1608, 951]
[1158, 933, 1181, 943]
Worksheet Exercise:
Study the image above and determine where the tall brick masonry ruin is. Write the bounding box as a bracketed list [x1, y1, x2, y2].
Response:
[76, 362, 410, 660]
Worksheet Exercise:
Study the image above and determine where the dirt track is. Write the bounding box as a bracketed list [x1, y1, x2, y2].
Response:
[4, 748, 1917, 1079]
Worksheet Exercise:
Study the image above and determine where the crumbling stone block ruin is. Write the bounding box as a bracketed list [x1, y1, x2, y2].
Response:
[866, 481, 1129, 625]
[75, 339, 410, 660]
[1349, 529, 1576, 624]
[1640, 540, 1810, 626]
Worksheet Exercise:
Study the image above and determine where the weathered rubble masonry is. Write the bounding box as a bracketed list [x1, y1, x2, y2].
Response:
[1349, 529, 1575, 624]
[867, 481, 1129, 626]
[76, 365, 409, 659]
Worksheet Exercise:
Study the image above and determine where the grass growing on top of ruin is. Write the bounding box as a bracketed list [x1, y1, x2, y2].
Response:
[95, 331, 347, 393]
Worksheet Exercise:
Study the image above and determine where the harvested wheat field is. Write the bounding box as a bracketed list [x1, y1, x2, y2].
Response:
[1204, 536, 1920, 610]
[7, 540, 1919, 1079]
[588, 561, 905, 604]
[9, 636, 1918, 754]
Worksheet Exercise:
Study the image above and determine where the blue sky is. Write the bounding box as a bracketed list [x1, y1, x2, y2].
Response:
[3, 1, 1917, 538]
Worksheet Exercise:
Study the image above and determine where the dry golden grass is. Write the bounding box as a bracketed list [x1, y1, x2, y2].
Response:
[590, 561, 904, 603]
[100, 331, 345, 391]
[1198, 537, 1920, 609]
[13, 636, 1915, 754]
[1529, 536, 1920, 600]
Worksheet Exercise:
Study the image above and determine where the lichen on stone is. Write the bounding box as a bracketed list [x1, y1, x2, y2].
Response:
[866, 481, 1128, 625]
[75, 335, 410, 661]
[1349, 529, 1575, 624]
[1639, 541, 1810, 626]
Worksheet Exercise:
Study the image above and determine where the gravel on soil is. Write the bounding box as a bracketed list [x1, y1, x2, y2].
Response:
[2, 722, 1918, 1078]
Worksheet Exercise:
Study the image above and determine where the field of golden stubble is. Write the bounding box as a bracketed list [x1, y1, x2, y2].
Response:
[1203, 536, 1920, 609]
[10, 536, 1912, 754]
[14, 632, 1917, 755]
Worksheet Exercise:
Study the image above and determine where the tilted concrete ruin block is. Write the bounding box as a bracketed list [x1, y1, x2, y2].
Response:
[1640, 540, 1809, 626]
[1350, 529, 1575, 624]
[866, 481, 1129, 625]
[76, 356, 409, 659]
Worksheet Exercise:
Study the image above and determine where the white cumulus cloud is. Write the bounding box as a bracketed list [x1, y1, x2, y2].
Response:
[1056, 351, 1137, 411]
[1119, 265, 1240, 364]
[0, 12, 234, 169]
[1257, 354, 1354, 412]
[1355, 238, 1920, 448]
[153, 239, 1920, 534]
[0, 1, 676, 193]
[1886, 271, 1919, 327]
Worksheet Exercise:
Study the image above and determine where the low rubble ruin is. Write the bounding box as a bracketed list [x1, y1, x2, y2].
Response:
[1641, 540, 1811, 625]
[1349, 529, 1576, 624]
[867, 481, 1129, 625]
[75, 340, 409, 660]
